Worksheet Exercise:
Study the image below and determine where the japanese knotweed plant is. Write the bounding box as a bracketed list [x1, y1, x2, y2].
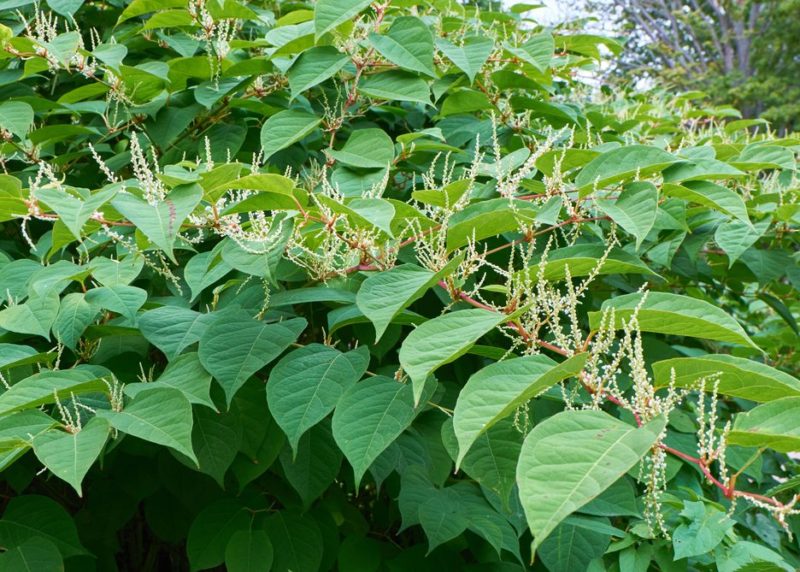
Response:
[0, 0, 798, 570]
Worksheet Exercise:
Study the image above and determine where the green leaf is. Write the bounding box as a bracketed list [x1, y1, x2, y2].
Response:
[436, 36, 494, 82]
[0, 495, 86, 558]
[453, 353, 588, 467]
[716, 217, 769, 265]
[191, 406, 241, 486]
[445, 198, 537, 251]
[259, 110, 321, 160]
[538, 517, 611, 572]
[51, 292, 98, 349]
[97, 387, 197, 463]
[314, 0, 371, 38]
[198, 310, 306, 405]
[263, 511, 323, 572]
[518, 245, 657, 283]
[0, 369, 108, 416]
[84, 285, 147, 322]
[0, 537, 63, 572]
[589, 292, 760, 351]
[328, 128, 394, 169]
[332, 376, 418, 487]
[575, 145, 679, 196]
[279, 421, 342, 506]
[663, 181, 750, 225]
[267, 344, 368, 452]
[729, 397, 800, 452]
[505, 31, 554, 71]
[187, 499, 250, 571]
[89, 256, 144, 287]
[111, 184, 203, 262]
[653, 355, 800, 402]
[368, 17, 436, 77]
[138, 306, 211, 359]
[225, 529, 274, 572]
[0, 292, 60, 339]
[287, 46, 348, 99]
[356, 258, 461, 341]
[0, 101, 34, 138]
[595, 182, 658, 248]
[517, 411, 665, 553]
[672, 501, 733, 559]
[32, 417, 109, 496]
[442, 416, 521, 505]
[359, 71, 431, 105]
[35, 186, 117, 240]
[125, 352, 216, 409]
[399, 308, 506, 405]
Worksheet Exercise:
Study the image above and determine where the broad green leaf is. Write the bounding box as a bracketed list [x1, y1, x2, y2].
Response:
[672, 501, 733, 559]
[445, 198, 537, 251]
[187, 499, 250, 571]
[263, 511, 323, 572]
[138, 306, 211, 359]
[184, 251, 232, 301]
[0, 343, 50, 370]
[198, 310, 306, 405]
[538, 517, 611, 572]
[314, 0, 371, 38]
[369, 17, 436, 77]
[220, 219, 293, 283]
[663, 181, 750, 225]
[0, 537, 63, 572]
[595, 182, 657, 248]
[715, 217, 770, 265]
[442, 416, 521, 505]
[97, 387, 197, 463]
[125, 352, 216, 409]
[399, 308, 506, 405]
[356, 257, 461, 341]
[328, 128, 394, 169]
[32, 417, 110, 496]
[653, 355, 800, 402]
[225, 529, 274, 572]
[85, 285, 147, 321]
[111, 184, 203, 262]
[260, 110, 321, 160]
[575, 145, 679, 196]
[359, 71, 431, 105]
[191, 406, 241, 486]
[279, 421, 342, 506]
[51, 292, 98, 349]
[287, 46, 348, 99]
[505, 31, 554, 71]
[0, 101, 34, 138]
[89, 256, 144, 287]
[267, 344, 368, 452]
[0, 292, 60, 339]
[662, 158, 745, 183]
[0, 495, 86, 558]
[517, 410, 665, 553]
[589, 292, 760, 351]
[518, 245, 657, 282]
[332, 376, 419, 487]
[453, 353, 588, 467]
[729, 397, 800, 452]
[0, 410, 57, 472]
[0, 369, 107, 416]
[436, 36, 494, 82]
[35, 185, 117, 240]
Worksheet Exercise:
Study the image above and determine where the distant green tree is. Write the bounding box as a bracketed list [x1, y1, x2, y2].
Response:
[589, 0, 800, 132]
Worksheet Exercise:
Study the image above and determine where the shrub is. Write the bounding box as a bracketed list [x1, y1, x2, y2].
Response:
[0, 0, 798, 570]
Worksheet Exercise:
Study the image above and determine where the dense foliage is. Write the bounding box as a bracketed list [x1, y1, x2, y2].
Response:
[0, 0, 799, 570]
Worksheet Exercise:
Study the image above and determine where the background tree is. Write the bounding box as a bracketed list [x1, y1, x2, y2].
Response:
[585, 0, 800, 132]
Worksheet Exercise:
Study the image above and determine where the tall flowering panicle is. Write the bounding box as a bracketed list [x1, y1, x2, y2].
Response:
[128, 133, 166, 204]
